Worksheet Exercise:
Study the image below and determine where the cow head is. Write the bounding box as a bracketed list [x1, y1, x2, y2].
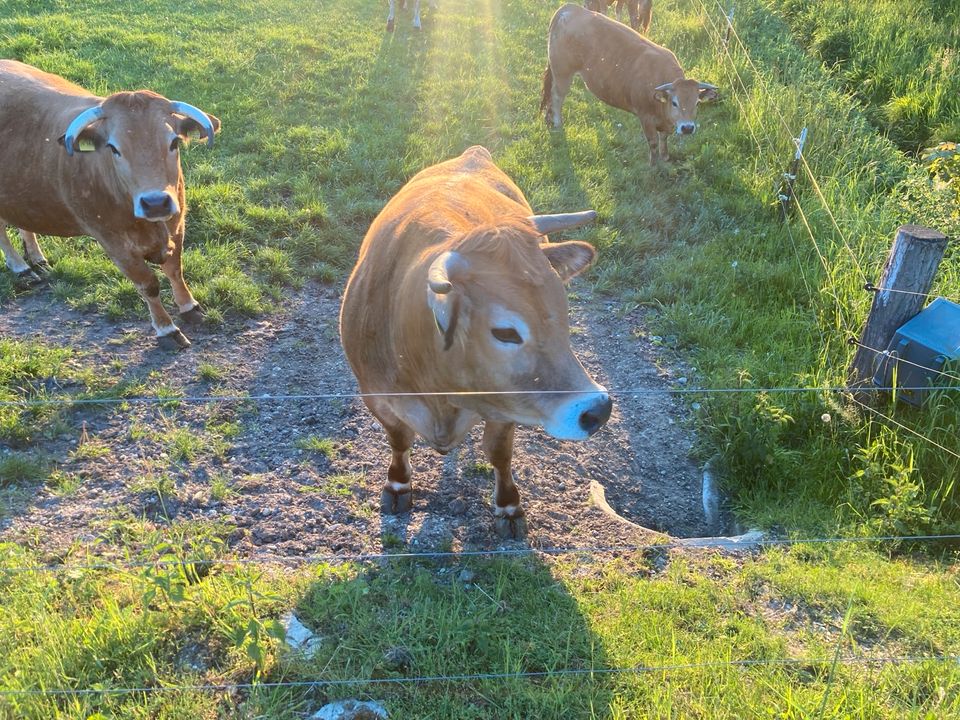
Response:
[424, 214, 612, 441]
[653, 79, 718, 135]
[59, 91, 220, 223]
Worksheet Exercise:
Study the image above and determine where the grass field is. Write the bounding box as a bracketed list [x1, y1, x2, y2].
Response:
[1, 0, 959, 716]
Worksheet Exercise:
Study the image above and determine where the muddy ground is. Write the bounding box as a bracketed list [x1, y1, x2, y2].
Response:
[0, 278, 730, 561]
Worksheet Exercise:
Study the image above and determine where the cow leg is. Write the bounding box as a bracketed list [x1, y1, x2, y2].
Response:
[386, 0, 396, 31]
[111, 251, 190, 349]
[640, 118, 661, 164]
[412, 0, 422, 29]
[659, 131, 670, 162]
[19, 230, 52, 276]
[0, 224, 32, 274]
[627, 0, 640, 30]
[549, 71, 574, 128]
[159, 236, 204, 325]
[483, 421, 527, 540]
[377, 414, 416, 514]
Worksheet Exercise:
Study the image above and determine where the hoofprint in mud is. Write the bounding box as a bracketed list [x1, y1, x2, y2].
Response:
[0, 280, 722, 560]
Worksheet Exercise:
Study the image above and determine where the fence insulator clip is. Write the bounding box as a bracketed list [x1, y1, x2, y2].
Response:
[864, 281, 877, 292]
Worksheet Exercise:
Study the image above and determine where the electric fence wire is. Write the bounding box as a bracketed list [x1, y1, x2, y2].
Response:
[2, 532, 959, 576]
[0, 652, 958, 698]
[702, 0, 959, 461]
[711, 0, 870, 286]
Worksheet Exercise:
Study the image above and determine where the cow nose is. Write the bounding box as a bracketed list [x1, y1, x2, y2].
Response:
[680, 123, 696, 135]
[578, 394, 613, 436]
[136, 192, 177, 220]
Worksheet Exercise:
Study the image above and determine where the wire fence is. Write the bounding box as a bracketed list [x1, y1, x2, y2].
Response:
[3, 532, 960, 576]
[1, 653, 957, 698]
[697, 0, 959, 466]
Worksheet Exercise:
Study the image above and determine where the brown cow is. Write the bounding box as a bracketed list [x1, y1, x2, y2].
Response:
[541, 4, 717, 164]
[340, 146, 612, 539]
[0, 60, 220, 349]
[583, 0, 652, 33]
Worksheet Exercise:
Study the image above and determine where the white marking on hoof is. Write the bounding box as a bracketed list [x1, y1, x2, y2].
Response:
[5, 256, 32, 274]
[177, 300, 199, 314]
[388, 481, 411, 493]
[494, 503, 521, 518]
[155, 323, 180, 337]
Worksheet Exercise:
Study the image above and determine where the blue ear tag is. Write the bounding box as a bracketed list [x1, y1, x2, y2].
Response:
[77, 138, 96, 152]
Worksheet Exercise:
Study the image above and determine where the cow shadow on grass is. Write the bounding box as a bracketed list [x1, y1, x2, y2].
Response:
[245, 554, 618, 719]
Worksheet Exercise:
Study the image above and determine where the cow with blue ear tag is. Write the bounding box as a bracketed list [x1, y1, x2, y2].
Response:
[340, 146, 613, 540]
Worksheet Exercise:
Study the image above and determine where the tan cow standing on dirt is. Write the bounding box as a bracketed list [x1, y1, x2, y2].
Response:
[0, 60, 220, 349]
[541, 3, 718, 164]
[340, 146, 613, 539]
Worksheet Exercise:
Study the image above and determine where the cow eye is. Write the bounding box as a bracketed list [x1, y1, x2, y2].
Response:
[169, 137, 181, 152]
[491, 328, 523, 345]
[106, 142, 121, 157]
[671, 98, 679, 108]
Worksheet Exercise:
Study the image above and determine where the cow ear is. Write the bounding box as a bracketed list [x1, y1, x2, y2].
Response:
[174, 112, 221, 140]
[654, 89, 669, 103]
[57, 127, 102, 153]
[541, 241, 596, 281]
[698, 86, 719, 103]
[427, 289, 462, 351]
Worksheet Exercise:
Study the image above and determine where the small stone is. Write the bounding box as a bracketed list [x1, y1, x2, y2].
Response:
[382, 646, 414, 670]
[281, 612, 323, 659]
[311, 700, 388, 720]
[458, 568, 476, 584]
[448, 499, 467, 516]
[676, 377, 688, 385]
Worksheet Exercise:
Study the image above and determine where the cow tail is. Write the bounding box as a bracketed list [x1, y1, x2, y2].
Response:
[539, 65, 553, 122]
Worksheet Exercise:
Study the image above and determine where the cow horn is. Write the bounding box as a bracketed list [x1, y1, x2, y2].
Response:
[653, 82, 674, 92]
[698, 82, 718, 91]
[170, 101, 216, 148]
[428, 251, 467, 294]
[526, 211, 597, 236]
[63, 105, 104, 157]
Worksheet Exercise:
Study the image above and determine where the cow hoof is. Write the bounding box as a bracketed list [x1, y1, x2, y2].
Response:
[381, 487, 412, 514]
[495, 516, 528, 540]
[29, 260, 52, 277]
[179, 303, 207, 326]
[13, 268, 43, 287]
[386, 19, 394, 31]
[157, 329, 191, 351]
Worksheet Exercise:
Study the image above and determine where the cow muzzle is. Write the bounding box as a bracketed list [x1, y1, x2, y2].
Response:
[543, 390, 613, 441]
[134, 191, 179, 222]
[677, 122, 697, 136]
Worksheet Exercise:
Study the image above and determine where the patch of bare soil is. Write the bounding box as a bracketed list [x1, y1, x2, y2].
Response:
[0, 278, 728, 561]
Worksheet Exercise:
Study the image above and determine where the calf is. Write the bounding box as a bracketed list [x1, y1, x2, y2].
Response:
[541, 4, 717, 163]
[340, 146, 612, 539]
[0, 60, 220, 348]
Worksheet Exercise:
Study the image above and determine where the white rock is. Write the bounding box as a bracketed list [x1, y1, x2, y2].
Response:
[311, 700, 389, 719]
[281, 612, 323, 658]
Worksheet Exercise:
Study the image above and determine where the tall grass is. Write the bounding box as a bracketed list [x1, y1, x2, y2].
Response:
[772, 0, 960, 152]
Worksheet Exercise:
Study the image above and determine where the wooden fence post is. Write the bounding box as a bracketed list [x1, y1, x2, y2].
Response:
[847, 224, 949, 394]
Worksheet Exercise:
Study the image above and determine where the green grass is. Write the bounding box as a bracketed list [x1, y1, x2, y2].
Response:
[771, 0, 960, 152]
[294, 435, 340, 459]
[1, 540, 958, 719]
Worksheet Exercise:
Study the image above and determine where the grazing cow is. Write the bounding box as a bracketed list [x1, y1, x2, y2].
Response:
[583, 0, 652, 33]
[541, 3, 718, 164]
[386, 0, 437, 32]
[340, 146, 612, 539]
[0, 60, 220, 349]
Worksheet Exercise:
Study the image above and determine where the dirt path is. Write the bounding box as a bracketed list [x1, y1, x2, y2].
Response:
[0, 280, 726, 560]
